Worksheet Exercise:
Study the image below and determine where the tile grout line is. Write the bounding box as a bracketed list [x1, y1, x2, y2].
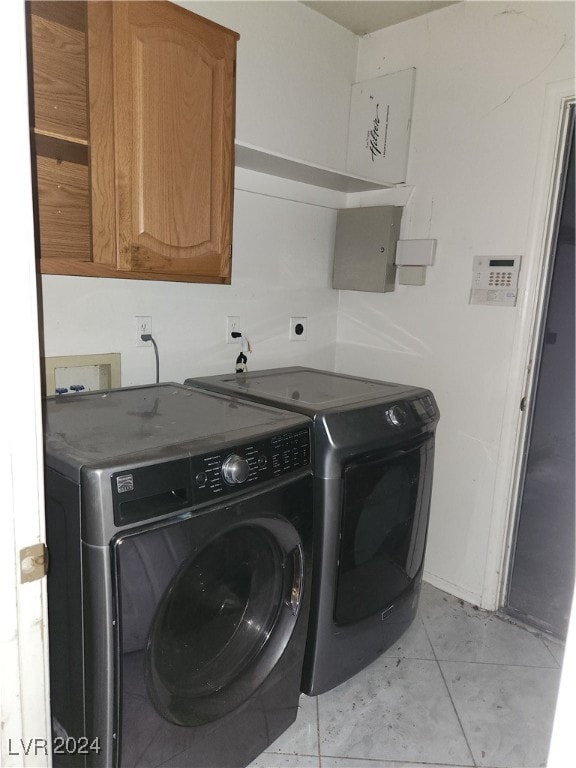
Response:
[430, 658, 560, 670]
[383, 652, 558, 670]
[489, 617, 564, 669]
[539, 638, 564, 668]
[319, 754, 482, 767]
[316, 694, 322, 768]
[419, 593, 563, 670]
[420, 612, 478, 768]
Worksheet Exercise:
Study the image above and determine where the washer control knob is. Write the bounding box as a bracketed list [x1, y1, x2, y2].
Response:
[385, 405, 407, 427]
[195, 471, 208, 486]
[222, 454, 250, 485]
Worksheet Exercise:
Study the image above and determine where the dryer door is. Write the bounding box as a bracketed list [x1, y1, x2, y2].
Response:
[334, 433, 434, 625]
[114, 510, 305, 729]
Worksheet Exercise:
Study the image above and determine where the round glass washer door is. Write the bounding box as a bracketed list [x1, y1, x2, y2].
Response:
[146, 520, 303, 726]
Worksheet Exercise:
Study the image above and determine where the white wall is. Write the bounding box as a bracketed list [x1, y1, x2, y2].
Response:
[40, 2, 357, 386]
[41, 191, 338, 384]
[39, 0, 574, 608]
[183, 1, 358, 168]
[336, 1, 575, 605]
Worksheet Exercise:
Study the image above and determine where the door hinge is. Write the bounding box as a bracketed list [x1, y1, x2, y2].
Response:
[520, 396, 527, 412]
[20, 543, 48, 583]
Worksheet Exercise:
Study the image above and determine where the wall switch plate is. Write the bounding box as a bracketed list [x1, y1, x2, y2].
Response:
[227, 316, 241, 343]
[289, 317, 307, 341]
[136, 316, 152, 346]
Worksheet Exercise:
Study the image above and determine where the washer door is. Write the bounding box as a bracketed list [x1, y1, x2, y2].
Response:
[116, 516, 304, 727]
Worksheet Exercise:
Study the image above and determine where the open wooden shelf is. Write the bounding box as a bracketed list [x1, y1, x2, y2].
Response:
[28, 1, 91, 266]
[36, 154, 91, 262]
[33, 129, 89, 165]
[28, 2, 88, 143]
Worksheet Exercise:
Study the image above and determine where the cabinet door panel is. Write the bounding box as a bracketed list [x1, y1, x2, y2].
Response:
[114, 2, 236, 281]
[139, 38, 212, 249]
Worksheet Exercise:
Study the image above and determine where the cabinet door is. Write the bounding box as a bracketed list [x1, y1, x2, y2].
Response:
[113, 2, 237, 283]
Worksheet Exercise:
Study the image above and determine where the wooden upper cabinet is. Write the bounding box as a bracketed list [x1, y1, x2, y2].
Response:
[27, 1, 239, 283]
[113, 2, 237, 280]
[27, 2, 92, 265]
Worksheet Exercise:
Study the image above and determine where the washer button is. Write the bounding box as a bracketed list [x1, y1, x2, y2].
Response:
[385, 405, 407, 427]
[195, 471, 208, 486]
[257, 455, 267, 469]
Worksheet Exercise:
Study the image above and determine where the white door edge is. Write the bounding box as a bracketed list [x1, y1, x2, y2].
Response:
[481, 80, 576, 611]
[0, 1, 51, 766]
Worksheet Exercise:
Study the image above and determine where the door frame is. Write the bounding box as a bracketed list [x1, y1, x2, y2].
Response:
[481, 80, 575, 611]
[504, 103, 574, 628]
[0, 1, 51, 766]
[500, 89, 575, 606]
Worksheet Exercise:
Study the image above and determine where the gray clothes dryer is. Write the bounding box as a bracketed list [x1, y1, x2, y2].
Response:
[185, 367, 439, 695]
[43, 383, 313, 768]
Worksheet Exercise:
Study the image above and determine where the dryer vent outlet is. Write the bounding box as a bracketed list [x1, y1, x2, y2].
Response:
[289, 317, 307, 341]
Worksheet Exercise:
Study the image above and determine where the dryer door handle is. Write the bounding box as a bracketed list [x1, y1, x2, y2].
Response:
[284, 546, 303, 616]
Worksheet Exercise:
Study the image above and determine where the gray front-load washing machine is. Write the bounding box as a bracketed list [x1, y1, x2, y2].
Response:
[185, 367, 439, 695]
[43, 383, 313, 767]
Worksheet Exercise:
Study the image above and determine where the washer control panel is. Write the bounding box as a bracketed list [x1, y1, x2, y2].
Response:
[191, 427, 311, 502]
[112, 426, 311, 526]
[410, 395, 437, 423]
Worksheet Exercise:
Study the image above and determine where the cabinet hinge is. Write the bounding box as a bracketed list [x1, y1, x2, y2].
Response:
[20, 543, 49, 583]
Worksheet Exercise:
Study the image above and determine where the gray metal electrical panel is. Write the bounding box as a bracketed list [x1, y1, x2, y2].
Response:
[332, 206, 403, 292]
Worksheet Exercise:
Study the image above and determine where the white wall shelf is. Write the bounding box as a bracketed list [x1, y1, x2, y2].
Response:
[234, 141, 414, 209]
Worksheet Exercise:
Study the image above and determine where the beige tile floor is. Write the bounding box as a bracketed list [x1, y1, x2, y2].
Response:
[250, 583, 565, 768]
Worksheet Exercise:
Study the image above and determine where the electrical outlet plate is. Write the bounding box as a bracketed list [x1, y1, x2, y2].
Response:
[289, 317, 307, 341]
[227, 316, 241, 343]
[136, 316, 152, 346]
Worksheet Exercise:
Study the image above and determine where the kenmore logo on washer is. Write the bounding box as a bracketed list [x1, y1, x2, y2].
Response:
[116, 474, 134, 493]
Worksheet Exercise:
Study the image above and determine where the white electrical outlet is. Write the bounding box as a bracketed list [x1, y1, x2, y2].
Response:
[136, 316, 152, 346]
[227, 316, 241, 343]
[289, 317, 307, 341]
